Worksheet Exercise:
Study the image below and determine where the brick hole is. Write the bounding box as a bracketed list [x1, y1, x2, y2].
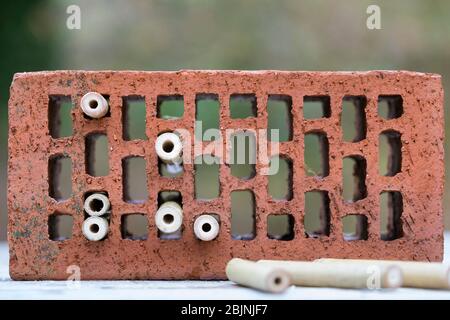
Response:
[158, 190, 182, 206]
[83, 94, 110, 119]
[48, 95, 73, 139]
[195, 94, 220, 141]
[48, 213, 73, 241]
[85, 133, 109, 177]
[83, 191, 110, 219]
[304, 131, 329, 177]
[342, 214, 368, 241]
[342, 156, 367, 202]
[194, 155, 220, 200]
[230, 131, 256, 180]
[230, 94, 257, 119]
[267, 214, 294, 241]
[268, 156, 293, 200]
[304, 190, 330, 237]
[122, 156, 148, 204]
[231, 190, 256, 240]
[378, 95, 403, 120]
[157, 94, 184, 119]
[157, 191, 183, 240]
[122, 96, 147, 141]
[380, 191, 403, 241]
[158, 228, 182, 240]
[379, 130, 402, 176]
[121, 214, 148, 240]
[303, 95, 331, 119]
[341, 95, 367, 142]
[267, 94, 293, 142]
[48, 154, 72, 201]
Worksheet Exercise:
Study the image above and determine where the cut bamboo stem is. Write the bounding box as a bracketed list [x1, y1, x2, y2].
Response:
[316, 258, 450, 289]
[84, 193, 110, 217]
[82, 217, 109, 241]
[226, 258, 291, 293]
[155, 132, 183, 164]
[258, 260, 402, 289]
[80, 92, 109, 118]
[194, 214, 220, 241]
[155, 201, 183, 234]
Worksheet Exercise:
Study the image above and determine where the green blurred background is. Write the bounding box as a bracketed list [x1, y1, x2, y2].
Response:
[1, 0, 449, 241]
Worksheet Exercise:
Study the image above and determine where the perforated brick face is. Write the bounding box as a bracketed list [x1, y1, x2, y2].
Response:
[8, 70, 444, 280]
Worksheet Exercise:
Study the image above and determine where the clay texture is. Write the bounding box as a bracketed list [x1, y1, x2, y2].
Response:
[7, 70, 444, 280]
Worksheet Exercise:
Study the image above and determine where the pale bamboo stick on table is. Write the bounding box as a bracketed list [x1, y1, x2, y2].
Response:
[316, 258, 450, 289]
[258, 260, 403, 289]
[226, 258, 291, 293]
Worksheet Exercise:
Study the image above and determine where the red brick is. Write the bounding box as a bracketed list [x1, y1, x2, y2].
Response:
[8, 70, 444, 280]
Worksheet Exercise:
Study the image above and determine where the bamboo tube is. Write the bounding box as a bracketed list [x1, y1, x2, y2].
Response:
[155, 132, 183, 164]
[194, 214, 220, 241]
[258, 260, 402, 289]
[84, 193, 110, 217]
[80, 92, 109, 118]
[82, 217, 109, 241]
[155, 201, 183, 233]
[226, 258, 291, 293]
[316, 258, 450, 289]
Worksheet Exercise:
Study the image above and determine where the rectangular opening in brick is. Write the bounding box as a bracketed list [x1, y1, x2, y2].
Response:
[342, 214, 368, 241]
[159, 228, 182, 240]
[380, 191, 403, 241]
[85, 133, 109, 177]
[267, 214, 294, 240]
[121, 214, 148, 240]
[158, 190, 182, 206]
[343, 156, 367, 203]
[157, 94, 184, 119]
[379, 130, 402, 176]
[341, 95, 367, 142]
[122, 156, 148, 204]
[304, 132, 329, 177]
[230, 131, 256, 180]
[267, 94, 293, 142]
[303, 95, 331, 119]
[378, 95, 403, 119]
[48, 95, 73, 139]
[83, 94, 110, 119]
[268, 156, 293, 200]
[230, 94, 257, 119]
[48, 154, 72, 201]
[231, 190, 256, 240]
[304, 190, 330, 238]
[194, 154, 220, 200]
[195, 94, 220, 141]
[48, 213, 73, 241]
[122, 96, 147, 141]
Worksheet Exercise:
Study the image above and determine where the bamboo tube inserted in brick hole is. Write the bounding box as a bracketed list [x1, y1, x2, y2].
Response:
[226, 258, 291, 293]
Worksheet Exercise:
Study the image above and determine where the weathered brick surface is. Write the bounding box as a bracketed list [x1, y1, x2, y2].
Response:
[8, 70, 444, 280]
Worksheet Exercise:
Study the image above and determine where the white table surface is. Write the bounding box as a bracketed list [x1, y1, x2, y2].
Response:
[1, 234, 450, 300]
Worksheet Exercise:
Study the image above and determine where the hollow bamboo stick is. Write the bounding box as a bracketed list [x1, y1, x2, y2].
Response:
[316, 258, 450, 289]
[258, 260, 402, 289]
[226, 258, 291, 293]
